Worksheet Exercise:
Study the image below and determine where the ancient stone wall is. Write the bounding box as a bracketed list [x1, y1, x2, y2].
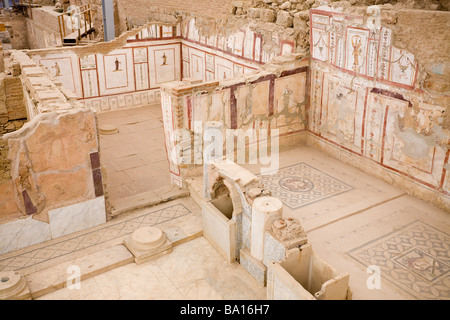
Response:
[26, 7, 62, 49]
[160, 54, 308, 186]
[26, 17, 280, 113]
[0, 50, 106, 254]
[307, 5, 449, 211]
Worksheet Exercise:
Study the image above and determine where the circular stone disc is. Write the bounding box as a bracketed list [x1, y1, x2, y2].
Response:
[130, 227, 166, 251]
[99, 124, 119, 135]
[253, 196, 283, 214]
[0, 272, 26, 299]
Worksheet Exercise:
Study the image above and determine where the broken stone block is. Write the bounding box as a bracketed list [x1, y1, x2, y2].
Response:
[293, 15, 308, 30]
[263, 217, 308, 267]
[267, 244, 352, 300]
[124, 227, 173, 265]
[280, 1, 291, 10]
[277, 10, 293, 27]
[240, 248, 267, 285]
[271, 218, 307, 246]
[259, 9, 276, 22]
[247, 8, 261, 19]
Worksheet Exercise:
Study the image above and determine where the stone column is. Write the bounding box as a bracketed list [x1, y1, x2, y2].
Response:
[251, 196, 283, 261]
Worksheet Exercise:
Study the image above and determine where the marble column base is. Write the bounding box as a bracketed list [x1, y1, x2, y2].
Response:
[124, 227, 173, 265]
[0, 271, 31, 300]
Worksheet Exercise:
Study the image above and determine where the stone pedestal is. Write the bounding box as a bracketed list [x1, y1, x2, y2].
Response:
[124, 227, 172, 265]
[251, 196, 283, 262]
[99, 124, 118, 135]
[0, 272, 31, 300]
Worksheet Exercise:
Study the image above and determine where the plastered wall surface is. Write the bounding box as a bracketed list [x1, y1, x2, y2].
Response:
[160, 55, 308, 186]
[308, 6, 449, 210]
[26, 7, 62, 49]
[25, 16, 296, 114]
[0, 51, 106, 254]
[28, 23, 183, 112]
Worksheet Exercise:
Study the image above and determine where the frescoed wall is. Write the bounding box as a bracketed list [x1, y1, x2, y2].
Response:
[159, 58, 309, 186]
[310, 9, 418, 89]
[27, 18, 299, 113]
[308, 7, 449, 207]
[179, 17, 294, 81]
[30, 37, 182, 113]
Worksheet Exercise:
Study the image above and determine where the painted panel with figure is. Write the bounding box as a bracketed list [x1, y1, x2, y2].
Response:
[40, 57, 78, 95]
[103, 53, 129, 89]
[154, 48, 176, 84]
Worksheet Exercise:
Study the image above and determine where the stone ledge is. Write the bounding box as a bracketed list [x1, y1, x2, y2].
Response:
[110, 185, 190, 217]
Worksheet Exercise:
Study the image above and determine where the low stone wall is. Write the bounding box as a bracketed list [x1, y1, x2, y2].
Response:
[159, 54, 308, 186]
[0, 50, 107, 255]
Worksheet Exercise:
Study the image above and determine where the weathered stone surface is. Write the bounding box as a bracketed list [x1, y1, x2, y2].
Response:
[36, 167, 92, 209]
[0, 138, 10, 182]
[280, 1, 291, 10]
[25, 111, 97, 173]
[259, 8, 276, 22]
[276, 10, 293, 27]
[247, 7, 261, 19]
[0, 180, 20, 221]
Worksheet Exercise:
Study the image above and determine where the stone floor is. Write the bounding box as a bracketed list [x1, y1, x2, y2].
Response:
[243, 147, 450, 300]
[37, 237, 266, 300]
[97, 105, 170, 201]
[1, 146, 448, 300]
[0, 198, 202, 275]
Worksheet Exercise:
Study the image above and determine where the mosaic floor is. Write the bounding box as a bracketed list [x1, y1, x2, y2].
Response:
[244, 146, 449, 300]
[347, 220, 449, 300]
[2, 146, 448, 300]
[0, 202, 192, 273]
[259, 162, 354, 209]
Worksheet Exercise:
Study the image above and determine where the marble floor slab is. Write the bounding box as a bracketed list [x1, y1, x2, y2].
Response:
[37, 237, 266, 300]
[0, 198, 201, 275]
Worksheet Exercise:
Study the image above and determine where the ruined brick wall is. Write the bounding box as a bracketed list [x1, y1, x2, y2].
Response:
[0, 13, 29, 50]
[0, 70, 27, 135]
[0, 52, 106, 253]
[0, 138, 10, 182]
[117, 0, 235, 22]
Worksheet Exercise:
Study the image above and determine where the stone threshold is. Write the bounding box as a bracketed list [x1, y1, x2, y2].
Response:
[109, 185, 190, 217]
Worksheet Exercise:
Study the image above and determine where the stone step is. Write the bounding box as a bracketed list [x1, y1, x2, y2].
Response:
[109, 185, 190, 217]
[25, 245, 134, 299]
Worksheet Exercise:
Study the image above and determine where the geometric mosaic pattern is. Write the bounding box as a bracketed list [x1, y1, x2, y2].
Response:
[0, 204, 191, 272]
[347, 220, 450, 300]
[259, 163, 353, 210]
